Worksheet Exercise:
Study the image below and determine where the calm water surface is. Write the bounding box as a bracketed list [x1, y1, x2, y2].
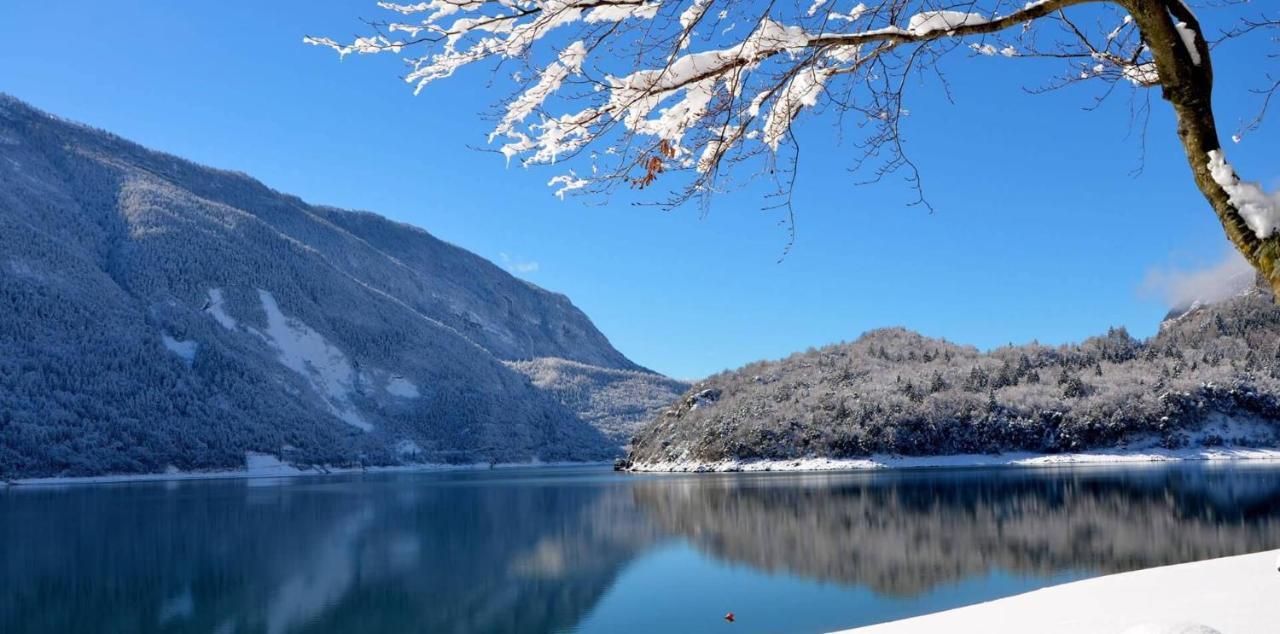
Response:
[4, 463, 1280, 634]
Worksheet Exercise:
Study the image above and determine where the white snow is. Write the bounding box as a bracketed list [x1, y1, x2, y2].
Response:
[906, 11, 987, 36]
[584, 2, 659, 23]
[309, 0, 1086, 199]
[548, 172, 589, 199]
[1122, 625, 1222, 634]
[595, 17, 809, 154]
[206, 288, 237, 330]
[831, 4, 869, 22]
[629, 446, 1280, 473]
[161, 334, 199, 366]
[255, 290, 372, 431]
[1174, 22, 1201, 66]
[679, 0, 712, 31]
[831, 549, 1280, 634]
[395, 439, 422, 457]
[763, 67, 835, 150]
[386, 376, 421, 398]
[1182, 412, 1278, 445]
[244, 452, 304, 476]
[1123, 62, 1160, 86]
[1206, 150, 1280, 239]
[492, 41, 588, 150]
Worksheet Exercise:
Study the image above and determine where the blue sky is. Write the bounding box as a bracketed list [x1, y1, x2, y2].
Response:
[1, 1, 1276, 379]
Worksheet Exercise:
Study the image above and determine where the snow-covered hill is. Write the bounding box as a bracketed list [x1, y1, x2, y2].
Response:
[0, 94, 672, 478]
[507, 357, 690, 447]
[626, 280, 1280, 471]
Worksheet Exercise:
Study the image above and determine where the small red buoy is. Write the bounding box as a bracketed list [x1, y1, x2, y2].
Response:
[724, 612, 735, 623]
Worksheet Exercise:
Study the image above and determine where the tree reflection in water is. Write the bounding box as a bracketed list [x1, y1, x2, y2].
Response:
[632, 465, 1280, 595]
[2, 464, 1279, 634]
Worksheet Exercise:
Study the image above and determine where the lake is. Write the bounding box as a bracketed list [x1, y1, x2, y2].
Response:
[4, 463, 1280, 634]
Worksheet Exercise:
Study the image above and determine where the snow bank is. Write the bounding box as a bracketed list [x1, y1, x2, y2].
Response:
[831, 549, 1280, 634]
[628, 446, 1280, 473]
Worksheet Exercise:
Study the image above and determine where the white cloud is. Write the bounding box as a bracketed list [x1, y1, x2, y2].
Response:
[1141, 249, 1255, 310]
[498, 252, 540, 275]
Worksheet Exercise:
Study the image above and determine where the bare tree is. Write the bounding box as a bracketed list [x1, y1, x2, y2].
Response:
[308, 1, 1280, 291]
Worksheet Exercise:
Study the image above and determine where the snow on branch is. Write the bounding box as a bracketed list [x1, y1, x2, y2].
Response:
[309, 0, 1139, 202]
[1208, 150, 1280, 240]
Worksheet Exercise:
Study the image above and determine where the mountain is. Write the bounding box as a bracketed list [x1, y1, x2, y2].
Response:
[626, 283, 1280, 470]
[507, 358, 690, 447]
[0, 95, 682, 479]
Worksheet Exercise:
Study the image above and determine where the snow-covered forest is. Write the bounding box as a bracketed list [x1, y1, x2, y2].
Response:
[0, 95, 676, 479]
[628, 283, 1280, 468]
[509, 357, 690, 445]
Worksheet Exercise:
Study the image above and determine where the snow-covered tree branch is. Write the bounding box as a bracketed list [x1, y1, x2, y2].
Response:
[309, 0, 1280, 295]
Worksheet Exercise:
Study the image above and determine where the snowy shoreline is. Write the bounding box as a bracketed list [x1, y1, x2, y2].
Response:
[1, 456, 613, 489]
[626, 446, 1280, 473]
[831, 549, 1280, 634]
[11, 446, 1280, 488]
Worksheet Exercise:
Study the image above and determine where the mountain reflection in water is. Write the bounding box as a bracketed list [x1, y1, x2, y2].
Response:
[3, 464, 1279, 634]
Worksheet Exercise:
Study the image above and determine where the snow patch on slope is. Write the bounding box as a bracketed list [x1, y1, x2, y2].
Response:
[206, 288, 237, 330]
[245, 452, 303, 476]
[161, 334, 198, 366]
[255, 290, 372, 431]
[386, 376, 420, 398]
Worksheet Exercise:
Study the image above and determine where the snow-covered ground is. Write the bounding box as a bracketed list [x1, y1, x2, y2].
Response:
[832, 549, 1280, 634]
[628, 446, 1280, 472]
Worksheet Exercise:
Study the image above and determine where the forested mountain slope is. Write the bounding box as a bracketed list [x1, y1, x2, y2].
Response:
[627, 283, 1280, 470]
[0, 95, 674, 478]
[507, 358, 690, 447]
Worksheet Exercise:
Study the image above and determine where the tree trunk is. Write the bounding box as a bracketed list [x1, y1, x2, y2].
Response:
[1128, 0, 1280, 298]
